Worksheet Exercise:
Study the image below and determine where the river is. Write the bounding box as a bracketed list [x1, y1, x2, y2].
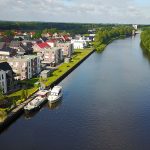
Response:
[1, 35, 150, 150]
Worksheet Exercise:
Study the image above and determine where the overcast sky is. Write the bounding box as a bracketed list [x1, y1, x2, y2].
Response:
[0, 0, 150, 24]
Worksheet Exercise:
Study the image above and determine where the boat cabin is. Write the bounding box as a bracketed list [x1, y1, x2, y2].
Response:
[36, 90, 49, 98]
[50, 86, 62, 96]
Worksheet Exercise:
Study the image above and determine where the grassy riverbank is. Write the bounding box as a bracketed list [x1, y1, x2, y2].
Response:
[94, 26, 133, 52]
[95, 35, 126, 52]
[141, 30, 150, 52]
[0, 48, 93, 115]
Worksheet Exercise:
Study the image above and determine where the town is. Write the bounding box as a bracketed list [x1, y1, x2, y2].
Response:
[0, 28, 95, 115]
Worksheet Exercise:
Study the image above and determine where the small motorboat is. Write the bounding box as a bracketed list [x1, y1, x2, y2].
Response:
[48, 86, 62, 103]
[24, 90, 49, 112]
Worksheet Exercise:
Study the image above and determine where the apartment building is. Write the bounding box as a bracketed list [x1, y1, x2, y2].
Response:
[7, 55, 41, 80]
[56, 43, 73, 57]
[41, 47, 63, 66]
[0, 62, 14, 93]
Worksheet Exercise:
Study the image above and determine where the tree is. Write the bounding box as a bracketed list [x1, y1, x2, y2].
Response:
[4, 30, 15, 37]
[0, 87, 4, 100]
[94, 26, 133, 52]
[21, 89, 26, 101]
[32, 31, 42, 39]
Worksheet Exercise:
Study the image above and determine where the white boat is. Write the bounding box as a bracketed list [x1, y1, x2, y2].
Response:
[48, 86, 63, 103]
[24, 90, 49, 112]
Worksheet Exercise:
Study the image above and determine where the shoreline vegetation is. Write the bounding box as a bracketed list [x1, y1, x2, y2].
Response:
[93, 26, 133, 52]
[0, 48, 94, 122]
[140, 30, 150, 52]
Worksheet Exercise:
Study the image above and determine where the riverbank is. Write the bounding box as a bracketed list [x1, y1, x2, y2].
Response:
[0, 48, 95, 131]
[93, 26, 133, 52]
[140, 30, 150, 52]
[96, 35, 126, 52]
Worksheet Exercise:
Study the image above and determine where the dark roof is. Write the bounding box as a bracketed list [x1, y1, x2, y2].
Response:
[41, 37, 48, 42]
[9, 41, 21, 47]
[0, 62, 13, 71]
[1, 47, 16, 53]
[20, 44, 33, 53]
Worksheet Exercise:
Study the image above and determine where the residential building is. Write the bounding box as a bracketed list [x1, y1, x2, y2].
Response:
[32, 42, 50, 53]
[0, 47, 17, 60]
[0, 62, 15, 93]
[7, 55, 41, 80]
[62, 35, 71, 42]
[57, 43, 73, 57]
[18, 41, 33, 55]
[71, 39, 87, 49]
[46, 39, 57, 48]
[41, 47, 63, 66]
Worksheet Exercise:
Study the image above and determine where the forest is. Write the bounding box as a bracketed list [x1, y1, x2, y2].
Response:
[0, 21, 130, 35]
[94, 26, 133, 51]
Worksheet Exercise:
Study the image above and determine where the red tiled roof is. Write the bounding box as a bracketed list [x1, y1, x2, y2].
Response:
[37, 42, 50, 48]
[30, 32, 36, 35]
[63, 35, 70, 41]
[48, 33, 53, 36]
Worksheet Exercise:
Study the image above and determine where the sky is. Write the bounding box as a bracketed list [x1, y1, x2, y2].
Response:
[0, 0, 150, 24]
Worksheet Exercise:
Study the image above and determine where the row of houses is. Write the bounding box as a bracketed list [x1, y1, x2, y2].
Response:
[0, 33, 73, 93]
[0, 30, 95, 94]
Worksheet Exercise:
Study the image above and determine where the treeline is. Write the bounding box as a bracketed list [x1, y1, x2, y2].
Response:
[0, 21, 131, 35]
[141, 30, 150, 51]
[94, 26, 133, 51]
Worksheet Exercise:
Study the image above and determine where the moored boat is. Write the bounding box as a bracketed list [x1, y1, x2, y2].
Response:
[24, 90, 49, 112]
[48, 86, 63, 103]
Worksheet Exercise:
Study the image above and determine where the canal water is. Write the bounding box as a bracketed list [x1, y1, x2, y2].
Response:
[1, 35, 150, 150]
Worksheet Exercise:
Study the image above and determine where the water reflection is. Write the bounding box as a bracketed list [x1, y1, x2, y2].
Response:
[47, 100, 62, 110]
[23, 110, 40, 120]
[23, 103, 46, 120]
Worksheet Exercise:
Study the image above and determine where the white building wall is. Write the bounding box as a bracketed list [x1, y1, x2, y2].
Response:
[37, 57, 41, 74]
[71, 39, 87, 49]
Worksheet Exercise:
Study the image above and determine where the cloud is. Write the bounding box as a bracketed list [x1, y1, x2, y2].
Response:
[0, 0, 149, 24]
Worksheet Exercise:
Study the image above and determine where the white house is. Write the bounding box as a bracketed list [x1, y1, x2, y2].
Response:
[71, 39, 87, 49]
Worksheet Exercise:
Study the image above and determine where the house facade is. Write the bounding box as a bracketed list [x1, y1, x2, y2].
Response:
[41, 48, 63, 66]
[46, 39, 57, 48]
[56, 43, 73, 57]
[71, 39, 87, 49]
[7, 55, 41, 80]
[32, 42, 50, 53]
[0, 47, 17, 60]
[0, 62, 15, 93]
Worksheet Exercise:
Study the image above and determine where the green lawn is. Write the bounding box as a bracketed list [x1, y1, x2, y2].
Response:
[5, 48, 93, 110]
